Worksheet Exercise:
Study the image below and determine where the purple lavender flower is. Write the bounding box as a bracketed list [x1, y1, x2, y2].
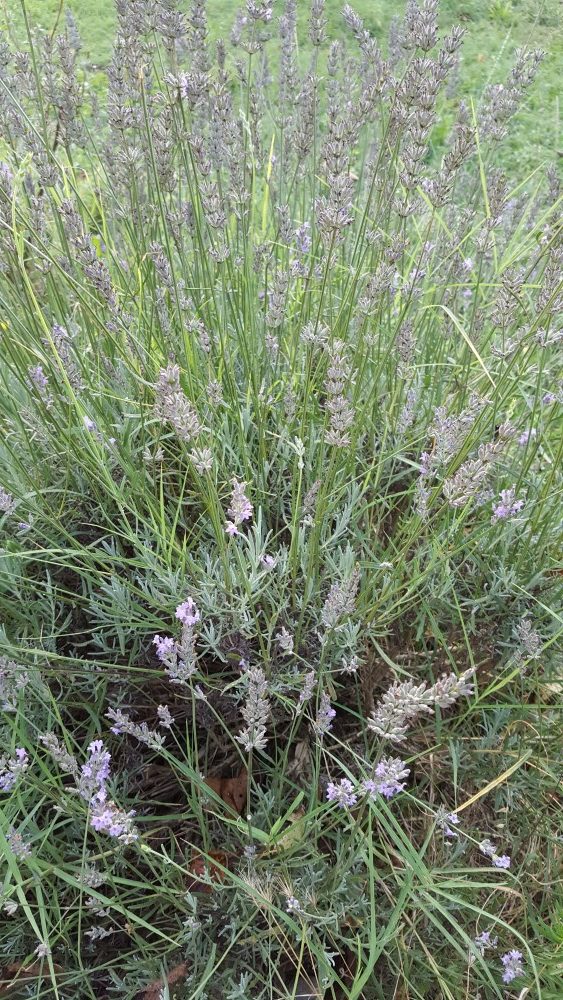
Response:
[474, 929, 498, 955]
[326, 778, 357, 809]
[0, 748, 29, 792]
[313, 692, 336, 736]
[479, 839, 511, 868]
[363, 757, 410, 800]
[0, 488, 15, 515]
[491, 486, 524, 522]
[294, 222, 312, 254]
[518, 428, 536, 446]
[156, 607, 200, 685]
[78, 740, 111, 801]
[28, 364, 53, 406]
[175, 598, 200, 627]
[225, 478, 253, 537]
[436, 808, 460, 837]
[501, 949, 524, 984]
[492, 853, 511, 869]
[153, 635, 175, 660]
[90, 791, 138, 843]
[44, 734, 137, 843]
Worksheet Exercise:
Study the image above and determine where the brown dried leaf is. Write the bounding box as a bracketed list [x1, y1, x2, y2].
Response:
[288, 739, 312, 782]
[141, 962, 188, 1000]
[203, 769, 247, 815]
[186, 850, 234, 893]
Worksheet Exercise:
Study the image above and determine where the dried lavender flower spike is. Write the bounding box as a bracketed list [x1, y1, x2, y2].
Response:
[236, 666, 270, 752]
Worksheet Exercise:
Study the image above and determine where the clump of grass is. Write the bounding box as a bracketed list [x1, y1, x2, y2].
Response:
[0, 2, 561, 998]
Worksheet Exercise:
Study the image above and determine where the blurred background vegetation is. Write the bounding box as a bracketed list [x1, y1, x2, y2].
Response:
[1, 0, 560, 175]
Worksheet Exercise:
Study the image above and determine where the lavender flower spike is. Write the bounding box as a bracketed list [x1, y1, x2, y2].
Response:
[501, 949, 524, 984]
[474, 930, 498, 955]
[326, 778, 357, 809]
[0, 748, 29, 792]
[90, 791, 138, 844]
[369, 669, 475, 742]
[225, 477, 253, 536]
[492, 853, 511, 869]
[175, 598, 201, 626]
[314, 692, 336, 737]
[491, 486, 524, 522]
[363, 757, 410, 800]
[236, 666, 270, 752]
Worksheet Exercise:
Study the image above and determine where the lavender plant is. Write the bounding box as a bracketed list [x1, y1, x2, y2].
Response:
[0, 1, 561, 998]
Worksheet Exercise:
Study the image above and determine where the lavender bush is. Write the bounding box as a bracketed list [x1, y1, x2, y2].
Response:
[0, 2, 561, 997]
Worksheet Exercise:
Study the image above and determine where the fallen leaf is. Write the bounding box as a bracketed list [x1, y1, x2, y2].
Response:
[141, 962, 188, 1000]
[186, 850, 233, 893]
[203, 769, 247, 815]
[288, 740, 312, 782]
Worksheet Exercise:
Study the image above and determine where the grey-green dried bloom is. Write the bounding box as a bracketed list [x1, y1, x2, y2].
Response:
[190, 447, 213, 474]
[298, 670, 316, 709]
[155, 364, 203, 442]
[247, 1, 273, 23]
[48, 323, 84, 392]
[324, 340, 355, 447]
[321, 566, 360, 629]
[59, 200, 115, 306]
[266, 270, 289, 329]
[442, 424, 513, 509]
[276, 627, 294, 655]
[0, 487, 15, 514]
[39, 732, 80, 778]
[309, 0, 326, 47]
[403, 0, 439, 53]
[515, 617, 541, 660]
[236, 666, 270, 752]
[369, 669, 474, 742]
[302, 321, 329, 349]
[225, 478, 253, 536]
[0, 655, 29, 712]
[7, 826, 31, 859]
[157, 705, 174, 728]
[0, 749, 29, 792]
[481, 48, 544, 141]
[301, 480, 320, 526]
[107, 708, 165, 750]
[431, 669, 475, 708]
